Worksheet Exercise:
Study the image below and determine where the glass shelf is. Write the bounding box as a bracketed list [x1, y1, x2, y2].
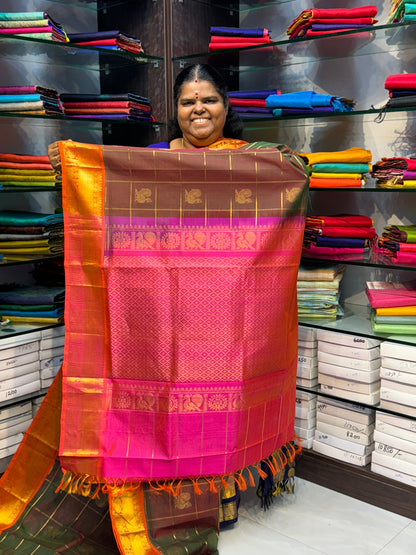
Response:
[0, 321, 64, 341]
[0, 254, 63, 268]
[296, 384, 416, 422]
[45, 0, 135, 13]
[173, 21, 416, 66]
[0, 111, 165, 128]
[299, 302, 416, 347]
[301, 251, 416, 272]
[0, 186, 62, 193]
[0, 35, 163, 73]
[187, 0, 295, 14]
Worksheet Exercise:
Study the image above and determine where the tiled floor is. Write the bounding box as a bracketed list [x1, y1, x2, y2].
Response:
[218, 478, 416, 554]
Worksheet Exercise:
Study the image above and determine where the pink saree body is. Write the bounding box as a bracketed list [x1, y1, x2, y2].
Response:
[58, 141, 308, 486]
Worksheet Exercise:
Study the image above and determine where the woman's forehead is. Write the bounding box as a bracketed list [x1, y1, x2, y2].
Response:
[179, 80, 219, 97]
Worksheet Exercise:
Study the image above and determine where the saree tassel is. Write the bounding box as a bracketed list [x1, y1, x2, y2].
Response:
[173, 479, 183, 497]
[55, 469, 73, 494]
[206, 477, 219, 494]
[220, 475, 230, 490]
[246, 466, 256, 488]
[191, 478, 203, 495]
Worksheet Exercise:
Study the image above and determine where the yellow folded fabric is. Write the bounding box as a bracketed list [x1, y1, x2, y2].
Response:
[0, 174, 56, 182]
[311, 172, 363, 180]
[299, 147, 372, 166]
[375, 306, 416, 316]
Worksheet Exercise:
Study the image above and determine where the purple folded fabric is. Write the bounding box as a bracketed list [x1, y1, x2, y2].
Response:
[210, 26, 267, 37]
[66, 114, 152, 120]
[233, 106, 273, 113]
[0, 86, 38, 94]
[310, 23, 372, 31]
[280, 107, 334, 115]
[235, 112, 274, 119]
[228, 89, 279, 99]
[403, 170, 416, 180]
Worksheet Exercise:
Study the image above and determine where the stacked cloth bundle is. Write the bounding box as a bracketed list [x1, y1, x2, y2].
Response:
[382, 73, 416, 110]
[388, 0, 416, 22]
[0, 210, 64, 260]
[59, 93, 154, 121]
[366, 280, 416, 335]
[377, 224, 416, 265]
[265, 90, 354, 118]
[0, 11, 67, 41]
[208, 26, 272, 51]
[67, 30, 143, 54]
[0, 86, 63, 116]
[298, 147, 372, 188]
[0, 152, 60, 189]
[227, 88, 280, 119]
[303, 215, 376, 260]
[371, 155, 416, 188]
[297, 263, 345, 319]
[0, 284, 64, 325]
[286, 5, 378, 39]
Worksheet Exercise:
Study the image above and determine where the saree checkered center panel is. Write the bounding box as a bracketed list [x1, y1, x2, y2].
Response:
[58, 140, 308, 487]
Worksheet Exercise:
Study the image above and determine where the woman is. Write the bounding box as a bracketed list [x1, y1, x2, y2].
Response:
[0, 65, 308, 555]
[148, 63, 246, 150]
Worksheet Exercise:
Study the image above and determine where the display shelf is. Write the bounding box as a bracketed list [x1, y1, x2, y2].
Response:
[172, 21, 416, 65]
[296, 383, 415, 422]
[0, 321, 64, 341]
[0, 111, 164, 128]
[46, 0, 132, 11]
[301, 252, 416, 272]
[299, 302, 416, 347]
[187, 0, 295, 14]
[0, 186, 62, 193]
[0, 35, 163, 72]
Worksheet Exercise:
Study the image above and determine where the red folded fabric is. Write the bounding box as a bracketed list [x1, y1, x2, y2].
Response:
[309, 226, 376, 239]
[0, 153, 50, 163]
[208, 42, 273, 52]
[229, 98, 267, 107]
[302, 6, 377, 19]
[309, 177, 363, 188]
[0, 162, 53, 170]
[306, 215, 374, 227]
[70, 38, 118, 46]
[62, 101, 151, 112]
[385, 73, 416, 91]
[210, 36, 272, 44]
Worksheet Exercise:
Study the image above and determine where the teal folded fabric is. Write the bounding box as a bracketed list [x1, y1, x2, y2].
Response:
[311, 163, 371, 173]
[0, 94, 42, 103]
[371, 312, 416, 334]
[0, 12, 45, 21]
[0, 210, 63, 226]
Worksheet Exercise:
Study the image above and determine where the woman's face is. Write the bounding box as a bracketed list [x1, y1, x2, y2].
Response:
[177, 79, 227, 148]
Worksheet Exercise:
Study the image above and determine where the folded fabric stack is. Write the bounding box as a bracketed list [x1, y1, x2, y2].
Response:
[208, 26, 272, 51]
[366, 280, 416, 335]
[377, 224, 416, 265]
[0, 284, 64, 324]
[0, 86, 63, 116]
[297, 262, 345, 319]
[67, 30, 143, 54]
[0, 11, 67, 41]
[265, 90, 355, 118]
[388, 0, 416, 22]
[227, 88, 280, 120]
[383, 73, 416, 110]
[371, 156, 416, 188]
[59, 93, 154, 121]
[298, 147, 372, 188]
[0, 210, 64, 260]
[286, 5, 378, 40]
[303, 215, 376, 260]
[0, 152, 60, 190]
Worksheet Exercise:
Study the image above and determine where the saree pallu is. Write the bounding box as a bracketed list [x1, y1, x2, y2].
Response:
[0, 141, 308, 553]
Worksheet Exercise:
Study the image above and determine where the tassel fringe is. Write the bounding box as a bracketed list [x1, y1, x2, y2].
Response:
[55, 440, 302, 503]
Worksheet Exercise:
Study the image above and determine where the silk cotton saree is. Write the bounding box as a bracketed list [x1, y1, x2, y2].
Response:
[0, 140, 308, 554]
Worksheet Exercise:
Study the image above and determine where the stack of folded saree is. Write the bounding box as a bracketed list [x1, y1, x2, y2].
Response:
[0, 210, 64, 260]
[298, 147, 372, 188]
[227, 88, 280, 119]
[265, 90, 355, 118]
[388, 0, 416, 22]
[383, 73, 416, 110]
[286, 5, 378, 39]
[377, 224, 416, 265]
[0, 11, 68, 41]
[0, 85, 63, 116]
[303, 214, 376, 260]
[371, 156, 416, 188]
[59, 92, 154, 121]
[366, 280, 416, 335]
[67, 30, 143, 54]
[0, 284, 64, 324]
[297, 262, 345, 319]
[208, 26, 272, 51]
[0, 152, 60, 189]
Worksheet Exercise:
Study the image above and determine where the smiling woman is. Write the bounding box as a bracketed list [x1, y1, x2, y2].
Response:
[148, 63, 247, 151]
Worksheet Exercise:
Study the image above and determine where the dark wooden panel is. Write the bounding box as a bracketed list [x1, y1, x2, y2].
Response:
[296, 449, 416, 520]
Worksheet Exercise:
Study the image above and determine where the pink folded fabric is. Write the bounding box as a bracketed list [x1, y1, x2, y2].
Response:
[0, 26, 53, 34]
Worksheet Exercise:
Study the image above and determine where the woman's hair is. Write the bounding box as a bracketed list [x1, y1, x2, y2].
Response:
[168, 64, 244, 141]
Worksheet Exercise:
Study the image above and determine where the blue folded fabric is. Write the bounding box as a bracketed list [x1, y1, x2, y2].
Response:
[210, 26, 266, 37]
[266, 91, 353, 112]
[315, 236, 366, 248]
